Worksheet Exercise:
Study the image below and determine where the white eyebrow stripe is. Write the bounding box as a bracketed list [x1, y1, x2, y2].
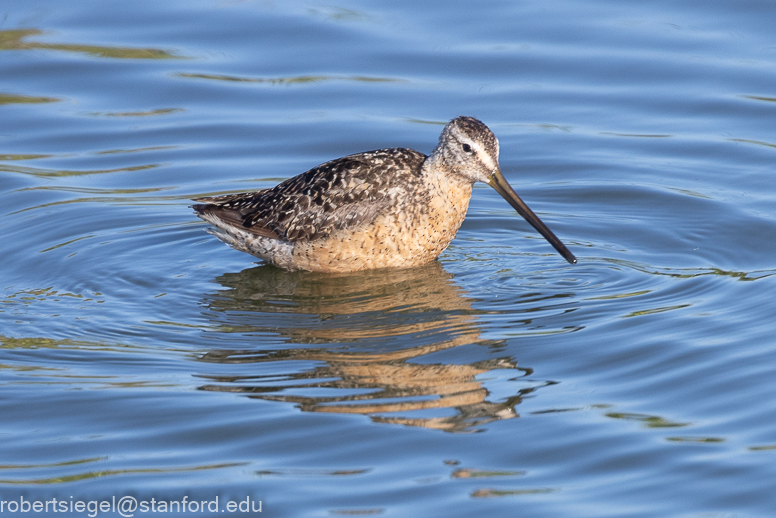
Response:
[470, 140, 496, 171]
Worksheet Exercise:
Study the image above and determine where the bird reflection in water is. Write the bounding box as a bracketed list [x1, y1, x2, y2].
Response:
[196, 262, 554, 432]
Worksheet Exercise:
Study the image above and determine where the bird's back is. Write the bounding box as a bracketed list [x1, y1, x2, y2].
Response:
[194, 148, 427, 244]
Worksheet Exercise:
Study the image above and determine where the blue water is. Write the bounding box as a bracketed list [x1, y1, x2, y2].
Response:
[2, 0, 776, 516]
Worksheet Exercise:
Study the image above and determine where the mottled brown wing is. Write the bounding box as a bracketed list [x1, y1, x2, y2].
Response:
[193, 191, 268, 205]
[193, 148, 426, 242]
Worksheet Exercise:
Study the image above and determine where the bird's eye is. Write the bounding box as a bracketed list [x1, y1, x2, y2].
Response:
[462, 143, 472, 153]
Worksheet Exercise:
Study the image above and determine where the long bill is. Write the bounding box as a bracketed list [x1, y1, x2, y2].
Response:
[487, 168, 577, 264]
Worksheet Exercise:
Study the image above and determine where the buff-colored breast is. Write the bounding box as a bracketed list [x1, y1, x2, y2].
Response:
[289, 173, 474, 273]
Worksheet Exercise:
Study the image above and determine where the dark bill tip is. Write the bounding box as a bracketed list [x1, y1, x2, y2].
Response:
[487, 169, 577, 265]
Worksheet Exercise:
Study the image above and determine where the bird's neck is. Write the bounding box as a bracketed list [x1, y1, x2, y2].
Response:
[422, 149, 473, 186]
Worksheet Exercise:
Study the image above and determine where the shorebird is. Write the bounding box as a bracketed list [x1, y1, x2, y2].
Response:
[193, 116, 576, 273]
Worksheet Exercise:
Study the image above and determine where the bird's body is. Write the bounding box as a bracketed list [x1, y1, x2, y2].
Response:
[194, 116, 576, 272]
